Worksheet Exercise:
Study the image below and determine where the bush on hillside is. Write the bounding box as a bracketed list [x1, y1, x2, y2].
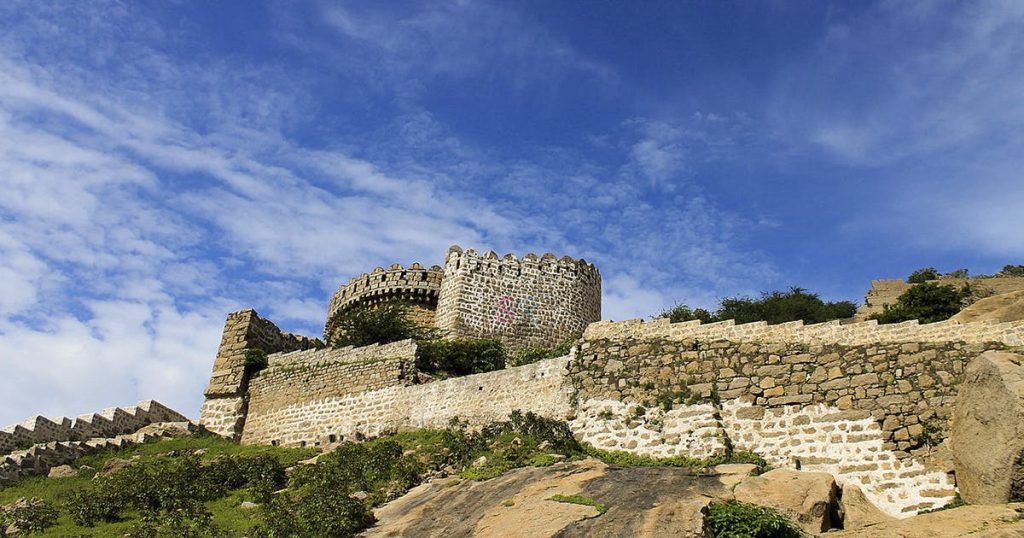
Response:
[0, 497, 59, 534]
[415, 338, 507, 377]
[706, 501, 802, 538]
[1000, 264, 1024, 277]
[907, 267, 940, 283]
[659, 287, 857, 326]
[659, 304, 716, 324]
[871, 282, 971, 324]
[66, 453, 287, 527]
[329, 301, 439, 348]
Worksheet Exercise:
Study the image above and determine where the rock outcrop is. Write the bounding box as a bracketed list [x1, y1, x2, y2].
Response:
[733, 468, 840, 534]
[951, 351, 1024, 504]
[953, 290, 1024, 323]
[830, 503, 1024, 537]
[364, 459, 775, 537]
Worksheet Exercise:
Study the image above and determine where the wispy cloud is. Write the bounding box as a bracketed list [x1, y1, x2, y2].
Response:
[0, 1, 778, 425]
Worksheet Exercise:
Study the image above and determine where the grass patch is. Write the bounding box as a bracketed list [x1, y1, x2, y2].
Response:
[583, 445, 768, 473]
[549, 494, 607, 515]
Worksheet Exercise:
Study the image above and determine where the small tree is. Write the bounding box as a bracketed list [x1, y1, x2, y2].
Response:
[945, 268, 969, 279]
[907, 267, 940, 283]
[658, 288, 856, 326]
[1000, 264, 1024, 277]
[329, 302, 438, 348]
[871, 282, 971, 324]
[659, 303, 716, 324]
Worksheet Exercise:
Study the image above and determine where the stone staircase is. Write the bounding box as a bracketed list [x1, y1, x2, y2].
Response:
[584, 317, 1024, 346]
[0, 400, 187, 455]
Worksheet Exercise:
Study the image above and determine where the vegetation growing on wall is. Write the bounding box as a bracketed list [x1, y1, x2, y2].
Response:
[507, 333, 581, 367]
[328, 302, 439, 348]
[415, 338, 507, 377]
[871, 282, 972, 324]
[660, 287, 857, 325]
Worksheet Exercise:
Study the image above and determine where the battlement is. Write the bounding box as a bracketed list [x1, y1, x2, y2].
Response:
[0, 400, 186, 455]
[443, 245, 601, 282]
[583, 317, 1024, 347]
[325, 263, 443, 340]
[437, 245, 602, 351]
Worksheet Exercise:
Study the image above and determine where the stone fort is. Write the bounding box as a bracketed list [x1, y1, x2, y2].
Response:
[194, 247, 1024, 519]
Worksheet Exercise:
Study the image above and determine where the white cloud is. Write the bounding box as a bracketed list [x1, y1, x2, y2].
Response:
[0, 2, 777, 427]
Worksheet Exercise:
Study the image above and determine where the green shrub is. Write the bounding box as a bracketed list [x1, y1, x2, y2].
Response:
[659, 288, 856, 326]
[243, 348, 268, 375]
[65, 487, 124, 526]
[441, 411, 584, 480]
[871, 282, 971, 324]
[508, 333, 580, 367]
[126, 503, 226, 538]
[329, 301, 438, 348]
[254, 487, 373, 538]
[706, 501, 803, 538]
[907, 267, 941, 283]
[946, 268, 969, 279]
[0, 497, 59, 534]
[1000, 264, 1024, 277]
[660, 304, 716, 324]
[65, 453, 287, 527]
[416, 338, 507, 377]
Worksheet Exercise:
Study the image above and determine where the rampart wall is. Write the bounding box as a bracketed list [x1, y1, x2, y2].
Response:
[857, 276, 1024, 319]
[239, 356, 573, 447]
[324, 263, 443, 342]
[199, 314, 1024, 516]
[435, 246, 601, 352]
[199, 310, 324, 439]
[569, 317, 1024, 515]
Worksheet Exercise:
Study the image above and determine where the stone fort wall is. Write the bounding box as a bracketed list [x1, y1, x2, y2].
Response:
[569, 317, 1024, 515]
[199, 310, 324, 439]
[198, 314, 1024, 517]
[240, 354, 573, 447]
[435, 246, 602, 352]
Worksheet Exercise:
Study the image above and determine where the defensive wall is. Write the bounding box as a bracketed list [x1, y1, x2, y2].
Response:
[200, 313, 1024, 517]
[200, 309, 324, 438]
[569, 317, 1024, 516]
[856, 276, 1024, 319]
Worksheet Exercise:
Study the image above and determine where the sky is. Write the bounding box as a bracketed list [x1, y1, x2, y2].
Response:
[1, 0, 1023, 426]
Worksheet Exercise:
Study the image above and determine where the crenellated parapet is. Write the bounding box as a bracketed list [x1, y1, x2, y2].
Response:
[324, 263, 443, 342]
[584, 317, 1024, 347]
[436, 245, 601, 352]
[0, 400, 186, 456]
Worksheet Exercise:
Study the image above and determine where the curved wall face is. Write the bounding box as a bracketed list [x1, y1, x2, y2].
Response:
[435, 247, 602, 352]
[324, 263, 443, 343]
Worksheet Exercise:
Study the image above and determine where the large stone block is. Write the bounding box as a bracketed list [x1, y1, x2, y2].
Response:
[734, 469, 840, 533]
[951, 351, 1024, 504]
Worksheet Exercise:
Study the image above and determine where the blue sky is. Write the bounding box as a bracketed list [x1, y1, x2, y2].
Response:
[1, 0, 1022, 425]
